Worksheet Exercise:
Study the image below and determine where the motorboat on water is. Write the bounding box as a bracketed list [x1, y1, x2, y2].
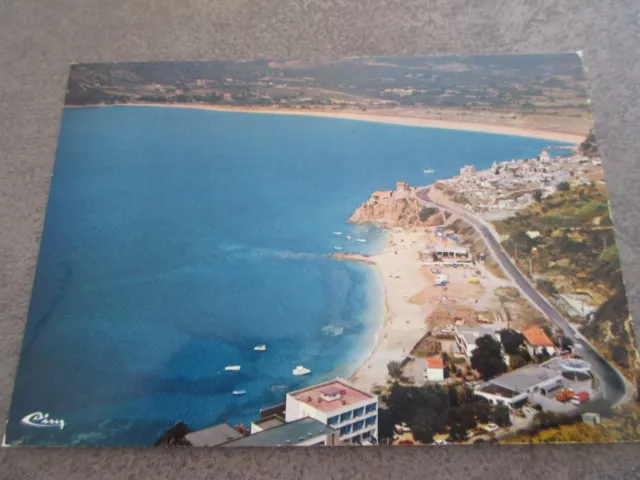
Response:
[293, 365, 311, 376]
[333, 232, 343, 236]
[424, 169, 435, 174]
[346, 235, 352, 240]
[254, 344, 267, 352]
[225, 365, 241, 371]
[232, 390, 247, 396]
[334, 246, 342, 251]
[356, 238, 367, 243]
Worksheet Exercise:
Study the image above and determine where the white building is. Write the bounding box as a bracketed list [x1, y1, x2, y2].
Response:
[286, 378, 378, 445]
[454, 326, 503, 361]
[474, 358, 597, 413]
[539, 151, 551, 163]
[424, 356, 445, 381]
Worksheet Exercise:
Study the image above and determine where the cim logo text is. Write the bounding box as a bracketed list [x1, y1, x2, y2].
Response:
[21, 412, 65, 430]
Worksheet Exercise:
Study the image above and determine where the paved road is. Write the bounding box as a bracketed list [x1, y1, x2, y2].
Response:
[415, 187, 630, 405]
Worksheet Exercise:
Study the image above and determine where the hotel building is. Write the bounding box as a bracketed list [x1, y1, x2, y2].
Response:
[285, 378, 378, 444]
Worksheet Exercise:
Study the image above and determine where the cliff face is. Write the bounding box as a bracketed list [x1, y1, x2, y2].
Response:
[349, 188, 440, 227]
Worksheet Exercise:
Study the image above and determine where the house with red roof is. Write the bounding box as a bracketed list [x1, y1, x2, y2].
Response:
[522, 327, 556, 356]
[424, 356, 445, 382]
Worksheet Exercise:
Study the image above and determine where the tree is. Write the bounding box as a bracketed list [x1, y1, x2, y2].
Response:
[387, 361, 402, 378]
[385, 383, 417, 421]
[409, 409, 437, 444]
[560, 335, 574, 351]
[448, 387, 460, 407]
[475, 402, 491, 424]
[489, 405, 512, 427]
[459, 404, 478, 430]
[533, 189, 543, 202]
[377, 408, 396, 440]
[535, 348, 551, 363]
[459, 384, 475, 404]
[419, 207, 438, 222]
[446, 407, 461, 425]
[499, 329, 525, 355]
[471, 335, 508, 380]
[509, 351, 531, 370]
[448, 423, 468, 442]
[557, 181, 570, 192]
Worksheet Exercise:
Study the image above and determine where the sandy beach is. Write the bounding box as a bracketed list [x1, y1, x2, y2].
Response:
[67, 103, 584, 144]
[347, 229, 435, 391]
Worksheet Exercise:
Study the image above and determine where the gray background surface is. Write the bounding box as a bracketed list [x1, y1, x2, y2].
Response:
[1, 0, 640, 478]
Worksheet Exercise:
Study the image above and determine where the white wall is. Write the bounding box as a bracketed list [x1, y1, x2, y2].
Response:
[425, 367, 444, 381]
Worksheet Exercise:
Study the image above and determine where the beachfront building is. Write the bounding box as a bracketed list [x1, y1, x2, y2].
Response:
[424, 356, 445, 382]
[522, 327, 557, 357]
[454, 326, 503, 362]
[474, 358, 598, 413]
[221, 417, 339, 447]
[285, 378, 378, 445]
[432, 245, 470, 262]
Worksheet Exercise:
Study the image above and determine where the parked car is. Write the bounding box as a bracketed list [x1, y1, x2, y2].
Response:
[482, 423, 499, 433]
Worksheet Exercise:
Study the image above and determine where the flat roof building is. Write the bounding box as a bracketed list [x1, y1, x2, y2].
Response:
[286, 378, 378, 445]
[221, 417, 338, 447]
[454, 326, 503, 361]
[185, 423, 244, 447]
[474, 358, 599, 412]
[250, 415, 286, 434]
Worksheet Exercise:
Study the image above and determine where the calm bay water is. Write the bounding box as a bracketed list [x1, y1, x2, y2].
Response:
[7, 106, 566, 445]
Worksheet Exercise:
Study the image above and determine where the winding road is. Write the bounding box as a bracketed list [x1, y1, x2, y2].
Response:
[415, 187, 631, 405]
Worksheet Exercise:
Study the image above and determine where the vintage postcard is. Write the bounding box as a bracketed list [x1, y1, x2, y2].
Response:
[6, 54, 639, 447]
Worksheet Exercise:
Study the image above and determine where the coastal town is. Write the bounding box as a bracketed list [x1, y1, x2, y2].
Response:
[14, 54, 636, 448]
[156, 132, 639, 448]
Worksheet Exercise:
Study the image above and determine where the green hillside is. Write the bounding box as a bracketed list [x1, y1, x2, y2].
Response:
[493, 184, 638, 379]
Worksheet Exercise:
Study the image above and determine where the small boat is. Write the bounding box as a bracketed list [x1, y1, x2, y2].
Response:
[346, 235, 352, 240]
[356, 238, 367, 243]
[333, 232, 343, 236]
[232, 390, 247, 396]
[424, 169, 435, 174]
[334, 246, 342, 251]
[254, 344, 267, 352]
[225, 365, 241, 371]
[293, 365, 311, 376]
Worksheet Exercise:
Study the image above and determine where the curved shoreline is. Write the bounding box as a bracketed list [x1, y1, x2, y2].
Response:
[66, 103, 583, 144]
[347, 260, 389, 386]
[333, 229, 433, 391]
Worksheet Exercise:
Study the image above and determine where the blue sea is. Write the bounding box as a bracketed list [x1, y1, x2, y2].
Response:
[6, 107, 567, 446]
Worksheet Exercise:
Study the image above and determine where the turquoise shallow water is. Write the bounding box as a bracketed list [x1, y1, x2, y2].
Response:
[6, 106, 567, 445]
